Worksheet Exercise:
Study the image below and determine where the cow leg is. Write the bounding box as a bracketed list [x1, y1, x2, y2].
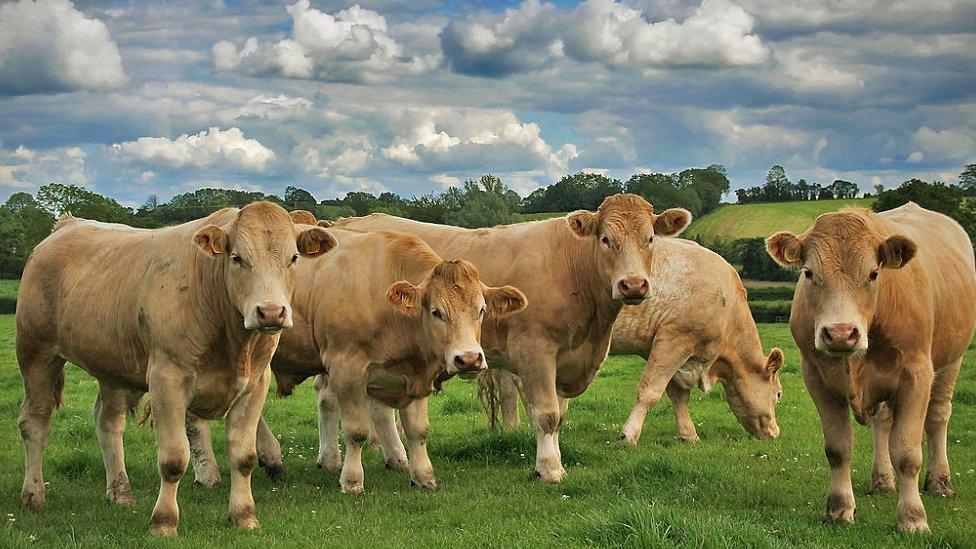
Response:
[256, 415, 284, 481]
[620, 335, 695, 445]
[367, 399, 408, 471]
[889, 366, 933, 533]
[517, 352, 566, 483]
[498, 370, 522, 430]
[868, 403, 895, 494]
[17, 343, 66, 510]
[148, 364, 191, 537]
[924, 357, 961, 498]
[328, 355, 370, 494]
[224, 366, 271, 531]
[314, 375, 343, 471]
[185, 413, 221, 488]
[803, 361, 855, 525]
[666, 380, 699, 442]
[401, 397, 437, 490]
[93, 384, 139, 504]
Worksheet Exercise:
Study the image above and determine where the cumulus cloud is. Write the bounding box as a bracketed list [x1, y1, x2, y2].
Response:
[441, 0, 769, 77]
[701, 110, 815, 161]
[775, 47, 864, 93]
[112, 127, 276, 172]
[0, 144, 88, 191]
[911, 126, 976, 160]
[381, 109, 577, 172]
[0, 0, 127, 95]
[294, 131, 374, 179]
[212, 1, 440, 83]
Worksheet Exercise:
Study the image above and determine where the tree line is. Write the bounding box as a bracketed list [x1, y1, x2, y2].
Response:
[0, 166, 730, 278]
[735, 165, 860, 204]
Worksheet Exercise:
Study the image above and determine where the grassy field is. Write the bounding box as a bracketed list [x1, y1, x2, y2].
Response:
[686, 199, 875, 242]
[0, 280, 18, 299]
[0, 314, 974, 547]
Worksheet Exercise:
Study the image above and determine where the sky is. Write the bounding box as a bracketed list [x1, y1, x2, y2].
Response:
[0, 0, 974, 207]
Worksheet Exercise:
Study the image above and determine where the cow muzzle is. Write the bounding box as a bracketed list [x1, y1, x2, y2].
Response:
[817, 322, 863, 356]
[246, 301, 292, 332]
[449, 350, 486, 377]
[614, 276, 650, 303]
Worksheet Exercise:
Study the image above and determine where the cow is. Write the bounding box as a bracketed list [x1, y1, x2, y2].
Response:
[183, 227, 527, 493]
[765, 203, 976, 532]
[331, 194, 691, 482]
[15, 202, 335, 536]
[478, 236, 784, 442]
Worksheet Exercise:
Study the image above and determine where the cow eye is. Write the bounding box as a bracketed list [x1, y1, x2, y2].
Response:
[647, 235, 654, 245]
[231, 255, 244, 266]
[776, 392, 782, 402]
[478, 306, 486, 319]
[291, 254, 299, 264]
[601, 236, 611, 248]
[431, 308, 443, 320]
[803, 268, 813, 280]
[869, 270, 879, 282]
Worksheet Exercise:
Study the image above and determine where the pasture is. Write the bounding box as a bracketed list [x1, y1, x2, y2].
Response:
[686, 198, 875, 242]
[0, 315, 973, 547]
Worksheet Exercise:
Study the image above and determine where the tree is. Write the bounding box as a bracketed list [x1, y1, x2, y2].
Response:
[874, 179, 963, 219]
[36, 183, 132, 223]
[284, 186, 317, 209]
[959, 164, 976, 196]
[341, 191, 378, 216]
[443, 175, 520, 228]
[521, 172, 623, 213]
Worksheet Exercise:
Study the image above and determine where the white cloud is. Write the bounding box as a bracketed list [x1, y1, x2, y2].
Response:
[912, 126, 976, 160]
[295, 131, 374, 178]
[775, 47, 864, 93]
[701, 110, 815, 162]
[0, 144, 88, 191]
[441, 0, 769, 77]
[0, 0, 127, 95]
[212, 1, 440, 83]
[430, 174, 461, 189]
[907, 150, 924, 163]
[113, 127, 276, 172]
[380, 109, 576, 172]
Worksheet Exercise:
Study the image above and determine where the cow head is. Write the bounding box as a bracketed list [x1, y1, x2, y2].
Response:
[766, 209, 916, 357]
[387, 260, 527, 376]
[704, 349, 784, 438]
[193, 201, 337, 333]
[567, 194, 691, 304]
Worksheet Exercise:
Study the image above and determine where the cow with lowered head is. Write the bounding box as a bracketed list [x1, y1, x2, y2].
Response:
[766, 202, 976, 532]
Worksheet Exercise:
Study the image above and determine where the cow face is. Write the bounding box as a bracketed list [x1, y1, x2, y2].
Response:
[193, 201, 337, 333]
[388, 260, 527, 376]
[766, 210, 917, 357]
[707, 349, 784, 438]
[567, 194, 691, 304]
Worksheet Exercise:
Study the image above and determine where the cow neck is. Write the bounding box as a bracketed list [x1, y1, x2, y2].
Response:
[719, 298, 768, 381]
[559, 223, 622, 337]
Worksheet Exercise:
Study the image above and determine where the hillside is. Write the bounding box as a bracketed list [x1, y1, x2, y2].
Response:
[686, 198, 875, 241]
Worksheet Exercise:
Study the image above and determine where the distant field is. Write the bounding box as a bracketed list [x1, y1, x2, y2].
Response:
[686, 198, 875, 242]
[0, 280, 18, 299]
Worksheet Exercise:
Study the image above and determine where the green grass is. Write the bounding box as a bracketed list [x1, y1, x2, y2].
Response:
[687, 199, 875, 241]
[0, 280, 18, 300]
[1, 315, 974, 547]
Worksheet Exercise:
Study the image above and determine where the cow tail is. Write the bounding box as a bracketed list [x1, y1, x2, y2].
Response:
[477, 370, 501, 431]
[52, 367, 65, 410]
[137, 395, 153, 427]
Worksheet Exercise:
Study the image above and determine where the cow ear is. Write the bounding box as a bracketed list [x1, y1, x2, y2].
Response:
[766, 348, 784, 376]
[567, 210, 598, 238]
[485, 285, 528, 318]
[766, 231, 803, 267]
[387, 281, 421, 316]
[296, 227, 337, 258]
[289, 210, 318, 226]
[878, 235, 917, 269]
[193, 225, 227, 256]
[317, 219, 334, 228]
[653, 208, 692, 236]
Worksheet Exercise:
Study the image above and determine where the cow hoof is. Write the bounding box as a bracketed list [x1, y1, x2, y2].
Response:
[677, 434, 701, 443]
[194, 476, 222, 489]
[107, 488, 135, 506]
[20, 491, 45, 510]
[149, 523, 178, 537]
[262, 462, 285, 482]
[536, 467, 567, 484]
[618, 432, 639, 446]
[317, 454, 342, 472]
[868, 474, 895, 495]
[823, 507, 855, 524]
[341, 482, 364, 495]
[924, 473, 955, 498]
[410, 477, 438, 491]
[230, 514, 260, 531]
[899, 516, 930, 533]
[385, 456, 409, 471]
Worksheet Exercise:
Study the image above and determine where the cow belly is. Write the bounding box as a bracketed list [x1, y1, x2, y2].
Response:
[670, 360, 707, 391]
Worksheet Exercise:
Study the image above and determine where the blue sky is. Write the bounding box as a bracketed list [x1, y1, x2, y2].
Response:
[0, 0, 974, 207]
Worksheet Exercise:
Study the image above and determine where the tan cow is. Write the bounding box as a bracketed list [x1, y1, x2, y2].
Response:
[480, 237, 784, 442]
[15, 202, 335, 536]
[766, 203, 976, 532]
[333, 194, 691, 482]
[184, 227, 527, 493]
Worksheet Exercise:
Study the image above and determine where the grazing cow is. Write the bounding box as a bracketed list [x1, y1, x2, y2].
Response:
[333, 194, 691, 482]
[185, 228, 527, 493]
[766, 203, 976, 532]
[15, 202, 335, 536]
[480, 237, 784, 442]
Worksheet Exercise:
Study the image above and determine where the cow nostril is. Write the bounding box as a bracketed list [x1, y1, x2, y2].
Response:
[848, 327, 860, 343]
[278, 306, 287, 320]
[617, 280, 629, 293]
[256, 306, 266, 320]
[640, 279, 649, 292]
[821, 327, 833, 343]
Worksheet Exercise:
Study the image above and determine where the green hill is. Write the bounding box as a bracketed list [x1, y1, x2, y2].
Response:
[686, 198, 875, 242]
